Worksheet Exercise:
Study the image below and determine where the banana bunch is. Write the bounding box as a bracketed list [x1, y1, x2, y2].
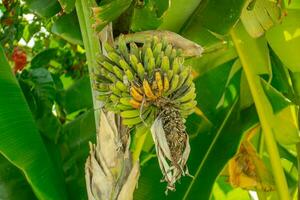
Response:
[94, 35, 197, 191]
[94, 35, 197, 128]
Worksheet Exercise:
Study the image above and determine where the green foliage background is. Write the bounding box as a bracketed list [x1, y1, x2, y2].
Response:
[0, 0, 300, 200]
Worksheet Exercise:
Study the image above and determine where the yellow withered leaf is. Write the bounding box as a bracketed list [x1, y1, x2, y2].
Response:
[228, 129, 275, 192]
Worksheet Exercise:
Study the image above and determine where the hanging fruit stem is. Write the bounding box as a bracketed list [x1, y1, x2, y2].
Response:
[75, 0, 101, 129]
[230, 23, 290, 200]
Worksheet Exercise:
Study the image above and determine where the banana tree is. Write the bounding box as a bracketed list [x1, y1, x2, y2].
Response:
[0, 0, 299, 199]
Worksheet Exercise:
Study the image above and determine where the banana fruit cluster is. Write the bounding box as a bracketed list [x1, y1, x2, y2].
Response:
[94, 35, 197, 127]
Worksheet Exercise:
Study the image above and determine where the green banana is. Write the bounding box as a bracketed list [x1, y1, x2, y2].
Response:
[125, 69, 134, 82]
[116, 104, 133, 111]
[113, 66, 124, 80]
[110, 94, 119, 103]
[137, 63, 145, 80]
[129, 54, 139, 71]
[118, 35, 129, 61]
[122, 107, 152, 127]
[121, 109, 142, 118]
[147, 57, 155, 75]
[110, 84, 122, 96]
[161, 56, 170, 73]
[166, 74, 180, 95]
[116, 81, 127, 92]
[101, 61, 115, 73]
[144, 47, 154, 68]
[175, 85, 196, 103]
[130, 42, 140, 60]
[181, 100, 197, 111]
[108, 52, 122, 64]
[120, 97, 132, 106]
[95, 83, 109, 92]
[119, 59, 131, 71]
[164, 44, 172, 57]
[153, 42, 162, 58]
[172, 57, 180, 74]
[104, 43, 115, 53]
[176, 67, 190, 90]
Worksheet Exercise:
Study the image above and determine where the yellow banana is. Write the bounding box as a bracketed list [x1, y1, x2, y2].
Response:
[143, 79, 157, 100]
[163, 74, 170, 92]
[129, 99, 141, 109]
[130, 86, 143, 102]
[155, 71, 163, 96]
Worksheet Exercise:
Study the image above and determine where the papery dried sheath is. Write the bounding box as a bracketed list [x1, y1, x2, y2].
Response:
[85, 110, 139, 200]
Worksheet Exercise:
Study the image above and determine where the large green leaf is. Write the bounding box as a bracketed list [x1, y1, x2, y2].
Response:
[266, 9, 300, 72]
[61, 109, 96, 200]
[62, 75, 93, 114]
[25, 0, 61, 18]
[31, 48, 58, 69]
[0, 155, 36, 200]
[92, 0, 132, 32]
[187, 43, 237, 75]
[159, 0, 201, 32]
[194, 59, 234, 121]
[230, 21, 271, 75]
[19, 68, 62, 142]
[181, 0, 247, 35]
[51, 11, 83, 45]
[0, 45, 67, 199]
[130, 0, 169, 31]
[58, 0, 76, 13]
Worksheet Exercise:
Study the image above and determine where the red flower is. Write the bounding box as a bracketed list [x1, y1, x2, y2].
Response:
[12, 47, 27, 74]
